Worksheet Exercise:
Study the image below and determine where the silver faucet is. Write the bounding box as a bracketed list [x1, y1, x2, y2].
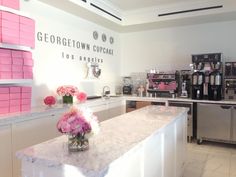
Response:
[102, 86, 110, 97]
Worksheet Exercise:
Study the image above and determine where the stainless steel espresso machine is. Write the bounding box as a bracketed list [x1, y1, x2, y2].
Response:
[191, 53, 223, 100]
[146, 71, 179, 97]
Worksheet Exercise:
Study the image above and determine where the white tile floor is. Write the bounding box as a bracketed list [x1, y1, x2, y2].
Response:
[184, 141, 236, 177]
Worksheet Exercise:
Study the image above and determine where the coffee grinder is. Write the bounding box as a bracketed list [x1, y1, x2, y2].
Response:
[122, 77, 132, 95]
[179, 70, 191, 98]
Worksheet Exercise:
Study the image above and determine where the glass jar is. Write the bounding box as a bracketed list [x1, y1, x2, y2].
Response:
[68, 134, 89, 152]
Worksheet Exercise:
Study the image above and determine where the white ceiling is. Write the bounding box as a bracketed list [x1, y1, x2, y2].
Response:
[105, 0, 200, 11]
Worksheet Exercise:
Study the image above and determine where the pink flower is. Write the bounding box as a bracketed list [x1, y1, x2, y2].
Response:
[44, 96, 56, 106]
[76, 92, 87, 102]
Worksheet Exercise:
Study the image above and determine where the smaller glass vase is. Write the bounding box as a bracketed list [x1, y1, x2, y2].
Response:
[63, 95, 73, 104]
[68, 134, 89, 152]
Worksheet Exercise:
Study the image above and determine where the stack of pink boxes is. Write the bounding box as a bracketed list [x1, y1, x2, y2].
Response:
[0, 86, 31, 114]
[0, 0, 34, 114]
[0, 0, 19, 10]
[0, 48, 33, 79]
[0, 10, 35, 48]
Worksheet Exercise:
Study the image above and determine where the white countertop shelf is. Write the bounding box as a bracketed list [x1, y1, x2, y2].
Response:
[0, 5, 32, 18]
[0, 43, 32, 51]
[0, 79, 33, 84]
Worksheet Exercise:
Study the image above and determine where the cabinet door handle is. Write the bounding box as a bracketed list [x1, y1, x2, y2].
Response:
[220, 105, 231, 109]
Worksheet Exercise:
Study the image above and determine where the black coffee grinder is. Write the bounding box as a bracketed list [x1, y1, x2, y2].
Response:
[208, 61, 222, 100]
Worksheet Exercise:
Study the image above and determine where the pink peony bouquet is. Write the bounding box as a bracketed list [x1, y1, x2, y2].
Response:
[57, 107, 99, 137]
[44, 96, 56, 106]
[56, 85, 79, 96]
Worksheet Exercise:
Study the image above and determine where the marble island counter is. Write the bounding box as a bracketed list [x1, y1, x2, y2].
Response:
[17, 106, 188, 177]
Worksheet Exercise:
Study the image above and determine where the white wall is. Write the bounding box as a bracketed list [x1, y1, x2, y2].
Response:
[20, 0, 121, 106]
[120, 20, 236, 76]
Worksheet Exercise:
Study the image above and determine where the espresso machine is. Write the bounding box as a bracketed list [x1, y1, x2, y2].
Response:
[146, 71, 179, 97]
[191, 53, 222, 100]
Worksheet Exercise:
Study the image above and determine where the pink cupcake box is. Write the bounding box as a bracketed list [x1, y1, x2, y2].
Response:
[0, 93, 9, 100]
[12, 65, 22, 72]
[11, 50, 22, 58]
[23, 72, 33, 79]
[12, 72, 23, 79]
[21, 86, 32, 93]
[2, 19, 19, 30]
[20, 16, 35, 27]
[10, 93, 20, 100]
[10, 106, 20, 113]
[0, 100, 9, 107]
[0, 49, 11, 57]
[0, 64, 11, 71]
[1, 0, 20, 10]
[1, 11, 19, 23]
[2, 35, 20, 45]
[2, 28, 20, 37]
[22, 51, 32, 59]
[21, 104, 31, 112]
[12, 57, 23, 65]
[20, 25, 35, 33]
[21, 99, 31, 105]
[21, 92, 31, 99]
[23, 66, 32, 72]
[10, 86, 21, 93]
[23, 58, 33, 66]
[0, 56, 12, 65]
[0, 87, 9, 94]
[10, 99, 20, 106]
[0, 71, 11, 79]
[0, 107, 9, 114]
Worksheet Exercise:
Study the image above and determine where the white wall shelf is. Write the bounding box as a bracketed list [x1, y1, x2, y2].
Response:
[0, 5, 32, 18]
[0, 43, 32, 51]
[0, 79, 33, 85]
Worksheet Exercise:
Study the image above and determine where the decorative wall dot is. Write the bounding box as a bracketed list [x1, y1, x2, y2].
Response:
[109, 37, 114, 44]
[93, 31, 98, 40]
[102, 33, 107, 42]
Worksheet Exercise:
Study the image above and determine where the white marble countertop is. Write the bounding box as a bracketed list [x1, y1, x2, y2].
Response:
[0, 97, 124, 126]
[1, 95, 236, 126]
[16, 106, 188, 177]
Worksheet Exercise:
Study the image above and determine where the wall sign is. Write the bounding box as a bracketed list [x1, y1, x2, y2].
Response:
[36, 31, 115, 63]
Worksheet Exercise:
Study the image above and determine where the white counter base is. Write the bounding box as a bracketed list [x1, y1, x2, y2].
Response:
[17, 106, 187, 177]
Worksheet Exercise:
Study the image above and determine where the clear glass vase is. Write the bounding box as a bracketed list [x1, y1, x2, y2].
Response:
[68, 134, 89, 152]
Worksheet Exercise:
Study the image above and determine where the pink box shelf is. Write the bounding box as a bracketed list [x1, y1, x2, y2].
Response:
[0, 86, 32, 114]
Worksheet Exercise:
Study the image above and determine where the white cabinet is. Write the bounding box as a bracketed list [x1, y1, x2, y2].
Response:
[197, 103, 232, 143]
[92, 99, 125, 122]
[12, 113, 62, 177]
[0, 124, 12, 177]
